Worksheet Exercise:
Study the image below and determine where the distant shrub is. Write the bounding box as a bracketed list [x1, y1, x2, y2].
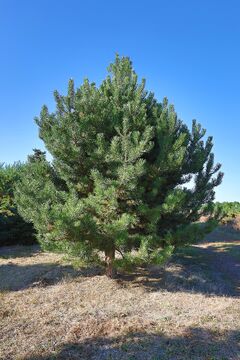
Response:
[0, 163, 36, 246]
[213, 202, 240, 222]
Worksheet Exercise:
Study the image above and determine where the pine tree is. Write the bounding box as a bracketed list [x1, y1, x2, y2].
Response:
[0, 163, 35, 246]
[15, 55, 223, 277]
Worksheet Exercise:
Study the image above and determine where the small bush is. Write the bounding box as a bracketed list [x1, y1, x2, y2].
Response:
[213, 202, 240, 222]
[0, 163, 36, 246]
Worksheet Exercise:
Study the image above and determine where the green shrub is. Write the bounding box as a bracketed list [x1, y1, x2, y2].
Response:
[0, 163, 35, 246]
[213, 202, 240, 222]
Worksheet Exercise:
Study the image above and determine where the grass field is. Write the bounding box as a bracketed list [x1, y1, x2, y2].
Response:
[0, 227, 239, 359]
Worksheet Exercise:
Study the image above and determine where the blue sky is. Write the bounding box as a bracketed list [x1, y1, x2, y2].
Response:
[0, 0, 239, 201]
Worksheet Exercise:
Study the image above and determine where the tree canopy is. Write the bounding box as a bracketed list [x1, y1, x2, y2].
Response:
[15, 55, 223, 276]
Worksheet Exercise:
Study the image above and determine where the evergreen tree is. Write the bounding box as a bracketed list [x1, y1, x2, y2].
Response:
[0, 163, 35, 246]
[15, 56, 223, 277]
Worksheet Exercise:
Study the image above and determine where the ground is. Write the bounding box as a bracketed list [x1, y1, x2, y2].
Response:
[0, 225, 239, 360]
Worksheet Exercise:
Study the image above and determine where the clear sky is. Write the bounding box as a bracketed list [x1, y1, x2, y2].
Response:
[0, 0, 239, 201]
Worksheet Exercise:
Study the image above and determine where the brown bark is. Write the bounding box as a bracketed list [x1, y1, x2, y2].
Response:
[105, 247, 116, 278]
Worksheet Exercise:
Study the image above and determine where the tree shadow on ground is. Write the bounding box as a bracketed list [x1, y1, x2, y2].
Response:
[0, 262, 103, 291]
[117, 243, 240, 297]
[0, 244, 41, 259]
[204, 224, 240, 242]
[207, 242, 240, 259]
[1, 235, 239, 296]
[24, 327, 240, 360]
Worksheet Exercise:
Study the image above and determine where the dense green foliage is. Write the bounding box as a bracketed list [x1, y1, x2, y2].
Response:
[15, 56, 223, 275]
[213, 201, 240, 221]
[0, 163, 35, 246]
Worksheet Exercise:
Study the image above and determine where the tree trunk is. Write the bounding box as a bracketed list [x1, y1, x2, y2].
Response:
[105, 247, 116, 278]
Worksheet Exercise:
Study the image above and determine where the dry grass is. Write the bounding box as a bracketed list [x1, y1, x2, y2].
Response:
[0, 238, 240, 360]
